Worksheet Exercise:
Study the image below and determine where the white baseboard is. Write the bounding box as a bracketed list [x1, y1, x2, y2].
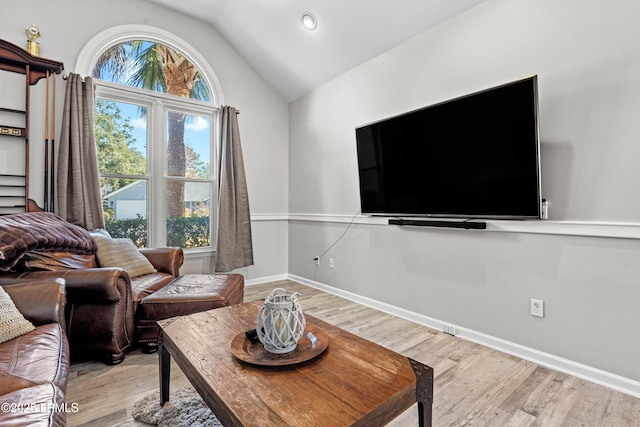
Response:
[248, 273, 640, 398]
[244, 273, 289, 287]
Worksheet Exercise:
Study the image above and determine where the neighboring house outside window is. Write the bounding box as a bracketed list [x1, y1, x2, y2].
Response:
[91, 37, 219, 250]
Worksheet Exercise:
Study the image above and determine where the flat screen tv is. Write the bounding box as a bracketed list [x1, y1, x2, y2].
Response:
[355, 76, 541, 219]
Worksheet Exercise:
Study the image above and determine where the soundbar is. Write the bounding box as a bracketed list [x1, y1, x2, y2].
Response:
[388, 218, 487, 230]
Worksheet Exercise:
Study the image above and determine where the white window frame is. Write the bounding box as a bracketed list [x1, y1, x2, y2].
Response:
[77, 25, 224, 252]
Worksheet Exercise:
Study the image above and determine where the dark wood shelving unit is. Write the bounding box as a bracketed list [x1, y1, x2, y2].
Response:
[0, 38, 63, 214]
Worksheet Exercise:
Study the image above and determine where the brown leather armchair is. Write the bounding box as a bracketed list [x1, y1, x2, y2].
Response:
[0, 279, 70, 427]
[0, 248, 183, 365]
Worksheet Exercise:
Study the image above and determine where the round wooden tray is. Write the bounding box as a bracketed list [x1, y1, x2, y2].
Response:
[230, 324, 329, 366]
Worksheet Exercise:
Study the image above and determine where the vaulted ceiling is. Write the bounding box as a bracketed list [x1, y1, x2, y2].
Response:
[148, 0, 488, 101]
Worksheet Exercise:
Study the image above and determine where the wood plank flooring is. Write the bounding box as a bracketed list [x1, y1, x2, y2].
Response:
[66, 280, 640, 426]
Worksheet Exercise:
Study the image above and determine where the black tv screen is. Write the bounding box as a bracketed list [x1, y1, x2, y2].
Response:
[355, 76, 541, 219]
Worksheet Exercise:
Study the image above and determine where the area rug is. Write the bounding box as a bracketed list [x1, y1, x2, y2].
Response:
[132, 386, 222, 427]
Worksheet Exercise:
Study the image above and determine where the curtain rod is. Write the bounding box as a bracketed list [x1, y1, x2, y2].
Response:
[61, 74, 238, 114]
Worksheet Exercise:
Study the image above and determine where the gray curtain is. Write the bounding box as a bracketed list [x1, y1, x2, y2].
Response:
[57, 74, 104, 230]
[215, 106, 254, 272]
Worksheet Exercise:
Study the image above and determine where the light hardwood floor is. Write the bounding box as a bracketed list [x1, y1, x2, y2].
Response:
[66, 280, 640, 426]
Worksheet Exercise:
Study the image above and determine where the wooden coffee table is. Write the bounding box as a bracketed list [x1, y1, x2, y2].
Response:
[158, 301, 433, 426]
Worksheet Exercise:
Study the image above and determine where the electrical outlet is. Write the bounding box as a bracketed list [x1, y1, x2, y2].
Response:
[530, 299, 544, 317]
[329, 258, 334, 269]
[443, 324, 456, 335]
[314, 256, 320, 266]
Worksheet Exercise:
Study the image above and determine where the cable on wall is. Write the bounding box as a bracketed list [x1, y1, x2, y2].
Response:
[313, 209, 362, 262]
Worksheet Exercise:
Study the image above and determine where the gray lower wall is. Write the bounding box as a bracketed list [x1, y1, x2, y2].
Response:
[289, 219, 640, 382]
[182, 218, 288, 279]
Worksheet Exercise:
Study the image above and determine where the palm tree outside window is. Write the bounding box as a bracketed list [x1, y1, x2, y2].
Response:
[92, 40, 216, 249]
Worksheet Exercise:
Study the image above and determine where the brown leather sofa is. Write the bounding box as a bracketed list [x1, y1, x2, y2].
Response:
[0, 247, 183, 364]
[0, 279, 70, 427]
[0, 212, 184, 365]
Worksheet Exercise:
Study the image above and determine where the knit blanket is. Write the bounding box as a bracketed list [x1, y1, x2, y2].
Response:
[0, 212, 96, 271]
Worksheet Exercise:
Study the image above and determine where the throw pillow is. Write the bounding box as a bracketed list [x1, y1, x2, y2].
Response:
[0, 286, 36, 344]
[92, 235, 157, 278]
[89, 228, 112, 239]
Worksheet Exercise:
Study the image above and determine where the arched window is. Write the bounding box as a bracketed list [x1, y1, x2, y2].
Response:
[76, 26, 223, 250]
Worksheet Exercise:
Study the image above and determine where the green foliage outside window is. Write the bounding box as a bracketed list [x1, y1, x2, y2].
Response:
[105, 215, 210, 248]
[166, 216, 211, 248]
[95, 99, 146, 184]
[105, 215, 148, 248]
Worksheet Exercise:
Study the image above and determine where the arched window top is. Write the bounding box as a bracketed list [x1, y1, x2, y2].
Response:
[75, 24, 224, 105]
[92, 40, 211, 102]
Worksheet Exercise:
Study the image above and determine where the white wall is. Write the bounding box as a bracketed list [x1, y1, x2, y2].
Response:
[0, 0, 289, 279]
[289, 0, 640, 390]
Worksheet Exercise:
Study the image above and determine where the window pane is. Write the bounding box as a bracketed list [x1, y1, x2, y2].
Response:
[92, 41, 211, 102]
[166, 180, 211, 248]
[96, 97, 149, 248]
[95, 98, 147, 176]
[167, 111, 210, 178]
[102, 178, 149, 248]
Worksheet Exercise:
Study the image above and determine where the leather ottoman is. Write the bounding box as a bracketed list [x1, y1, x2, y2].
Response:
[136, 274, 244, 352]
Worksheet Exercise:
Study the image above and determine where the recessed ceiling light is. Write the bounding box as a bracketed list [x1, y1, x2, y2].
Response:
[302, 13, 317, 30]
